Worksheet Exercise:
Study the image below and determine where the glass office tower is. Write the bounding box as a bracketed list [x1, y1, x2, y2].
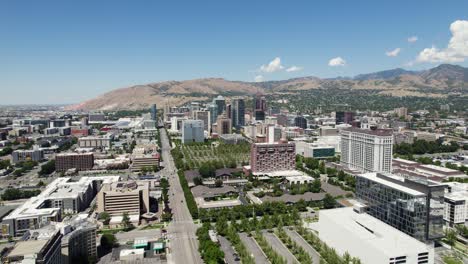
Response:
[356, 172, 446, 242]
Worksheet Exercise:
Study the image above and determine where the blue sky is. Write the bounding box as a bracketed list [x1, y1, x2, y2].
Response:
[1, 0, 467, 104]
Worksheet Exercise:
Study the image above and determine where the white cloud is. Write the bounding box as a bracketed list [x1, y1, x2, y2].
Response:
[408, 36, 418, 43]
[386, 48, 401, 57]
[254, 75, 264, 82]
[259, 57, 284, 73]
[286, 66, 303, 72]
[328, 57, 346, 66]
[416, 20, 468, 63]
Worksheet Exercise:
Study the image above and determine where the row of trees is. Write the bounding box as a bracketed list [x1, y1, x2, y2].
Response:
[12, 160, 38, 177]
[160, 178, 172, 222]
[177, 170, 199, 219]
[296, 225, 361, 264]
[199, 196, 337, 224]
[275, 228, 312, 263]
[1, 188, 41, 201]
[254, 231, 287, 264]
[289, 179, 322, 195]
[196, 223, 225, 263]
[223, 225, 255, 264]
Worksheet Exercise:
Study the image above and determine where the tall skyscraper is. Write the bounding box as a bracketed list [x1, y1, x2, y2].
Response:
[294, 115, 307, 129]
[150, 104, 157, 121]
[181, 120, 204, 144]
[340, 127, 393, 173]
[207, 103, 218, 126]
[216, 114, 232, 135]
[213, 95, 226, 117]
[336, 111, 354, 124]
[231, 98, 245, 129]
[253, 93, 267, 121]
[194, 110, 211, 132]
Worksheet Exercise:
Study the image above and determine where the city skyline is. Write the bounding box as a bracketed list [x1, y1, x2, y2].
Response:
[1, 0, 468, 104]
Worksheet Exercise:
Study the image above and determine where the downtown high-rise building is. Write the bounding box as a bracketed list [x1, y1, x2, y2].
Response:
[150, 104, 157, 121]
[213, 95, 226, 117]
[181, 120, 205, 144]
[231, 98, 245, 129]
[294, 115, 307, 129]
[336, 111, 354, 124]
[340, 127, 393, 173]
[194, 110, 211, 132]
[253, 93, 267, 121]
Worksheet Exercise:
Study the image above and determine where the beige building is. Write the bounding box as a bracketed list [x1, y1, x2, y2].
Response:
[96, 181, 150, 217]
[216, 114, 232, 135]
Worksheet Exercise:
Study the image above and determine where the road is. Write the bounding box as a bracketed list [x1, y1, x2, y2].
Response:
[283, 227, 320, 264]
[218, 235, 241, 264]
[239, 233, 269, 264]
[159, 126, 202, 264]
[262, 230, 298, 264]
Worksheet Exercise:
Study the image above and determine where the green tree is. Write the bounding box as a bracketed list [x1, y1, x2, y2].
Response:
[99, 212, 111, 225]
[39, 160, 55, 176]
[100, 233, 117, 251]
[214, 179, 223, 187]
[323, 194, 336, 209]
[310, 179, 322, 193]
[121, 212, 133, 231]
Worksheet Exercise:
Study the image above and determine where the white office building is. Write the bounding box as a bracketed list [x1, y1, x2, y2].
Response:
[444, 182, 468, 226]
[340, 127, 393, 173]
[308, 207, 434, 264]
[181, 120, 204, 144]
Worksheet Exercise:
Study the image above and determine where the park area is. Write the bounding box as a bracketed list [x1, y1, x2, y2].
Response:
[173, 140, 250, 170]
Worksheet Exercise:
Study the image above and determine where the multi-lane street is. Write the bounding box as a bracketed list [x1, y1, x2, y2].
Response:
[159, 126, 203, 264]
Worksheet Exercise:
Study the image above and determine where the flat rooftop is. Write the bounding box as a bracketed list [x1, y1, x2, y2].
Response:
[102, 180, 149, 193]
[308, 207, 430, 258]
[252, 170, 307, 178]
[358, 172, 424, 196]
[4, 176, 120, 220]
[343, 127, 393, 136]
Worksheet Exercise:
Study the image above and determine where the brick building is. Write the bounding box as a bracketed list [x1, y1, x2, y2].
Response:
[250, 141, 296, 173]
[56, 153, 94, 172]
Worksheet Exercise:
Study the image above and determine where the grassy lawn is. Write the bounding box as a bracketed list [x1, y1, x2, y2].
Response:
[141, 223, 166, 230]
[98, 227, 125, 235]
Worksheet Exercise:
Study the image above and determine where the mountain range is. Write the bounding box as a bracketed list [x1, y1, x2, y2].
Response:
[68, 64, 467, 111]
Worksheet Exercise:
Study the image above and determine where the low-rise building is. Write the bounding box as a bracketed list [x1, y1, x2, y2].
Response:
[131, 154, 159, 172]
[307, 207, 434, 264]
[295, 141, 335, 159]
[191, 185, 241, 209]
[393, 158, 467, 182]
[96, 181, 150, 219]
[11, 149, 44, 164]
[78, 136, 111, 149]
